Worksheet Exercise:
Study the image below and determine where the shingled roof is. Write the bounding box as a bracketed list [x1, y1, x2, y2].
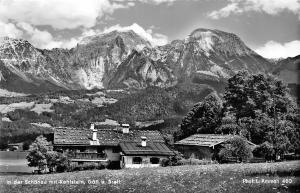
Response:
[175, 134, 232, 147]
[54, 126, 165, 146]
[120, 142, 174, 156]
[54, 127, 91, 145]
[174, 134, 256, 147]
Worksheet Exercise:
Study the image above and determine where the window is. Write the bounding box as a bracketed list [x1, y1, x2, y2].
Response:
[78, 147, 86, 152]
[132, 157, 142, 164]
[97, 147, 104, 153]
[112, 147, 120, 153]
[78, 161, 84, 165]
[150, 157, 160, 164]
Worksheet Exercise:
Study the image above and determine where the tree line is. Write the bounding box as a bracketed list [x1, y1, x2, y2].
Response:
[175, 71, 300, 160]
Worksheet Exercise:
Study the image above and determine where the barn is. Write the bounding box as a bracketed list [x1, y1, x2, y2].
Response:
[174, 134, 256, 160]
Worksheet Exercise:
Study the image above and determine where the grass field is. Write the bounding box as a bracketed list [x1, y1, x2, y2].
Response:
[0, 151, 34, 174]
[0, 161, 299, 193]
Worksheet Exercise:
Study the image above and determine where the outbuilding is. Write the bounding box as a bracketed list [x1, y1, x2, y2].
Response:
[174, 134, 256, 160]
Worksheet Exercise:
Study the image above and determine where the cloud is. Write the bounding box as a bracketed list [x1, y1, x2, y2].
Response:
[208, 0, 300, 19]
[2, 22, 169, 49]
[16, 22, 78, 49]
[255, 40, 300, 58]
[0, 21, 168, 49]
[139, 0, 177, 5]
[103, 23, 168, 46]
[0, 0, 133, 30]
[0, 0, 137, 49]
[0, 0, 175, 49]
[0, 21, 23, 38]
[116, 0, 178, 5]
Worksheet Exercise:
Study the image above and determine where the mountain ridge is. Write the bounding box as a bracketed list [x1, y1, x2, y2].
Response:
[0, 28, 277, 93]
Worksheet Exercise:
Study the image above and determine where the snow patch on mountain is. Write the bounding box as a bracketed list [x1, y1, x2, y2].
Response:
[146, 67, 158, 82]
[196, 31, 215, 53]
[189, 29, 221, 57]
[74, 56, 106, 89]
[136, 44, 146, 51]
[196, 70, 219, 78]
[210, 65, 230, 78]
[75, 67, 104, 89]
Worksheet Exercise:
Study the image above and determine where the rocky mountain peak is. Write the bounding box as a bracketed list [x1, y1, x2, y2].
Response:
[0, 36, 39, 60]
[0, 36, 30, 46]
[187, 28, 256, 57]
[79, 30, 151, 50]
[0, 28, 274, 93]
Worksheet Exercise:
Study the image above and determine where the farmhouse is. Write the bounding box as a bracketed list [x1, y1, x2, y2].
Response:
[174, 134, 256, 160]
[53, 123, 174, 169]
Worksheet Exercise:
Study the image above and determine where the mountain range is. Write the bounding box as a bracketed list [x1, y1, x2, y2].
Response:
[0, 28, 298, 94]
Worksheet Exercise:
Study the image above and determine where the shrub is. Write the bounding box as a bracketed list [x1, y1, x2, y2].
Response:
[177, 158, 216, 165]
[160, 158, 170, 167]
[55, 153, 69, 172]
[253, 142, 275, 160]
[160, 151, 183, 167]
[68, 162, 105, 172]
[96, 164, 105, 170]
[218, 136, 253, 163]
[169, 151, 184, 166]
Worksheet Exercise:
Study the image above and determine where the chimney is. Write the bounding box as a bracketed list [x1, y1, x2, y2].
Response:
[90, 123, 95, 130]
[141, 136, 147, 147]
[90, 123, 97, 141]
[121, 123, 130, 134]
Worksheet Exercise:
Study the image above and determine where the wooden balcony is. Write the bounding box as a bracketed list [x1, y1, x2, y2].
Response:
[70, 152, 107, 161]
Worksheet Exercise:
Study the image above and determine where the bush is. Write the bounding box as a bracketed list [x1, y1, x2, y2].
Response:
[169, 151, 184, 166]
[55, 153, 69, 172]
[68, 162, 105, 172]
[253, 142, 275, 161]
[160, 158, 170, 167]
[218, 148, 233, 162]
[73, 166, 83, 171]
[96, 164, 106, 170]
[160, 151, 183, 167]
[218, 136, 253, 163]
[177, 158, 216, 165]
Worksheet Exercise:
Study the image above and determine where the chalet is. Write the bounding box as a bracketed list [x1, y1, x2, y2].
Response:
[174, 134, 256, 160]
[53, 123, 174, 169]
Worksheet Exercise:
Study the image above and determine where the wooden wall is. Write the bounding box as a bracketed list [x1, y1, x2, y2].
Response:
[175, 145, 214, 160]
[54, 145, 121, 161]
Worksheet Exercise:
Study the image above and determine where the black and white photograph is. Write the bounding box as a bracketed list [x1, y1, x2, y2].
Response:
[0, 0, 299, 192]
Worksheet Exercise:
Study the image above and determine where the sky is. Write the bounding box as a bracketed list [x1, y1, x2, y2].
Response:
[0, 0, 299, 58]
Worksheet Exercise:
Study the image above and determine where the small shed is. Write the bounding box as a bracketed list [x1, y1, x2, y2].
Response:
[174, 134, 256, 160]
